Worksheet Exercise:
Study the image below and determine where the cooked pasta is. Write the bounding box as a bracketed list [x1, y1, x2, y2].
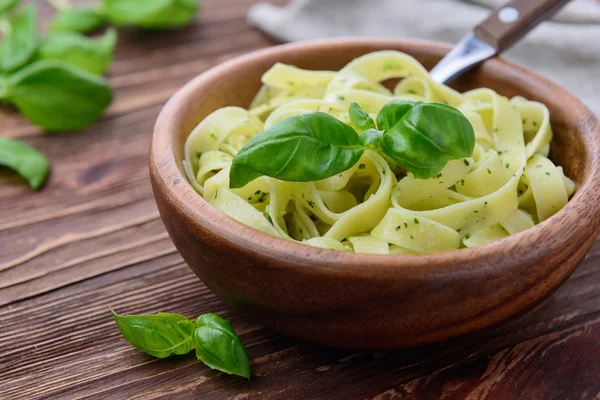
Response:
[183, 51, 575, 254]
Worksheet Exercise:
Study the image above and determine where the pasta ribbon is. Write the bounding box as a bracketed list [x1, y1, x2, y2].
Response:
[183, 51, 575, 254]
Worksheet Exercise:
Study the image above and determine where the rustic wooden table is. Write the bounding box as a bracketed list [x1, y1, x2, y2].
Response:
[1, 1, 599, 399]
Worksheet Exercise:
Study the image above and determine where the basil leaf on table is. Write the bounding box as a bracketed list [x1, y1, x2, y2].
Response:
[2, 60, 112, 131]
[349, 102, 375, 132]
[102, 0, 199, 29]
[378, 100, 475, 179]
[36, 28, 117, 75]
[0, 137, 49, 190]
[229, 112, 364, 189]
[112, 308, 251, 379]
[111, 309, 196, 358]
[0, 0, 18, 14]
[194, 313, 250, 380]
[0, 4, 38, 71]
[50, 7, 107, 34]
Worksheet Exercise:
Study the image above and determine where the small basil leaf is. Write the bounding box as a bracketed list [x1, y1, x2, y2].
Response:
[348, 102, 375, 132]
[230, 112, 364, 189]
[50, 7, 107, 34]
[194, 313, 250, 380]
[36, 28, 117, 75]
[111, 308, 195, 358]
[378, 100, 475, 179]
[102, 0, 199, 29]
[0, 137, 49, 190]
[0, 0, 19, 14]
[0, 4, 38, 71]
[4, 60, 112, 131]
[359, 128, 383, 149]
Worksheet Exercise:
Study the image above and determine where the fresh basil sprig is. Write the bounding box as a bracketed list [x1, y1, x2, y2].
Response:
[0, 4, 37, 71]
[0, 137, 49, 190]
[0, 1, 114, 132]
[112, 309, 250, 379]
[229, 100, 475, 187]
[1, 0, 199, 192]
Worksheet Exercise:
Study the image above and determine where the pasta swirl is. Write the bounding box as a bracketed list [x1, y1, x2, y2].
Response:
[184, 51, 575, 254]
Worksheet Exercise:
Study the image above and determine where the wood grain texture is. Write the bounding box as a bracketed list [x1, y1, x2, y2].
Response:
[0, 1, 599, 399]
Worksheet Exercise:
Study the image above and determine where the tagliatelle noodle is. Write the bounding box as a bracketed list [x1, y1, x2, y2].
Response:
[183, 51, 576, 254]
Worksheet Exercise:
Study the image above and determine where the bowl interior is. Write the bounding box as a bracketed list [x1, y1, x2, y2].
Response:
[168, 39, 592, 189]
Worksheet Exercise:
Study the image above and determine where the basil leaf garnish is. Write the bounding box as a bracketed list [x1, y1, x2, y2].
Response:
[0, 137, 49, 190]
[2, 60, 112, 131]
[378, 100, 475, 179]
[36, 28, 117, 75]
[228, 99, 475, 186]
[0, 4, 38, 71]
[194, 313, 250, 380]
[0, 0, 18, 14]
[102, 0, 199, 29]
[230, 112, 364, 189]
[50, 7, 107, 34]
[349, 102, 375, 131]
[111, 309, 196, 358]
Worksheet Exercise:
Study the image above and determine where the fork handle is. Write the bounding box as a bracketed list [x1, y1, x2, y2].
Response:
[474, 0, 573, 52]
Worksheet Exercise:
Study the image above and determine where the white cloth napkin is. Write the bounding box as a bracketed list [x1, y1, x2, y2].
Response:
[248, 0, 600, 115]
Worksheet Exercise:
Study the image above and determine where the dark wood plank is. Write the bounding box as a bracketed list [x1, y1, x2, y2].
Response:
[0, 244, 599, 399]
[0, 0, 599, 399]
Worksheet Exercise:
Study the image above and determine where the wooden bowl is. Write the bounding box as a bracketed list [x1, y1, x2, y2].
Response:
[150, 38, 600, 349]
